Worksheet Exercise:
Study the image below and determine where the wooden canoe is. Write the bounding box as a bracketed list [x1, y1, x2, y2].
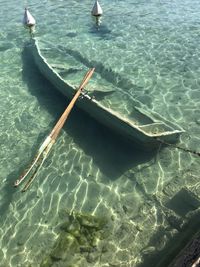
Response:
[29, 38, 184, 149]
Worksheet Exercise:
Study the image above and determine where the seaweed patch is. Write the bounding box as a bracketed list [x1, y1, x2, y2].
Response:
[40, 210, 111, 267]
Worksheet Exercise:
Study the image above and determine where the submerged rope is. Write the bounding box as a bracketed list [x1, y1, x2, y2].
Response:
[156, 138, 200, 157]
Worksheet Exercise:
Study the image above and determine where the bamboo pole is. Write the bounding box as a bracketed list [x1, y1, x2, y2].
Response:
[15, 68, 95, 191]
[49, 68, 95, 141]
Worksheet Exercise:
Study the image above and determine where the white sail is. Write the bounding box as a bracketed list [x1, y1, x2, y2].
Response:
[23, 8, 36, 26]
[91, 0, 103, 16]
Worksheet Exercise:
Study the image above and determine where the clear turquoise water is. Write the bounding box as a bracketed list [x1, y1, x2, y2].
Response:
[0, 0, 200, 266]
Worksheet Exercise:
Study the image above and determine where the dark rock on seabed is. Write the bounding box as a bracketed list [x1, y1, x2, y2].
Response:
[168, 231, 200, 267]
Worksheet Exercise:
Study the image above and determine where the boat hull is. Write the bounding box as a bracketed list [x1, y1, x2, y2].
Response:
[30, 39, 183, 150]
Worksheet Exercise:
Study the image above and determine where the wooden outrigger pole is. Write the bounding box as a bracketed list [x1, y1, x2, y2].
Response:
[14, 68, 95, 192]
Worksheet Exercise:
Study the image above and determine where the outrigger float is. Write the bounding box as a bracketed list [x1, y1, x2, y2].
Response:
[28, 38, 184, 149]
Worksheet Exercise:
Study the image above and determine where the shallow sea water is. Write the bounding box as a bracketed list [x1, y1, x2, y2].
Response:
[0, 0, 200, 266]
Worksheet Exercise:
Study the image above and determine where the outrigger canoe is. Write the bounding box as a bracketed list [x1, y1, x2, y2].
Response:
[29, 38, 184, 149]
